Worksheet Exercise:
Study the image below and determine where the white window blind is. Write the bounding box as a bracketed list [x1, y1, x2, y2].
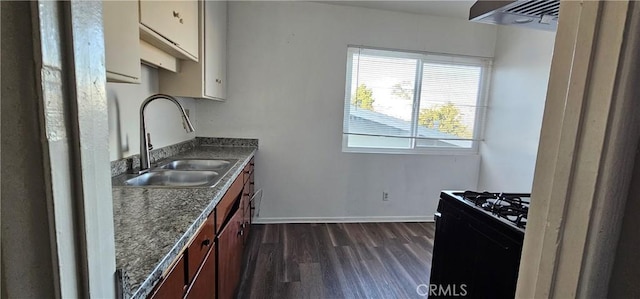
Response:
[342, 46, 491, 153]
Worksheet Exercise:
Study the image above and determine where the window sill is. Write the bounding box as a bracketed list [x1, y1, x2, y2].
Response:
[342, 146, 479, 156]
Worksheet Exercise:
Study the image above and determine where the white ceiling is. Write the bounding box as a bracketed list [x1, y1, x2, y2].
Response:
[320, 1, 476, 20]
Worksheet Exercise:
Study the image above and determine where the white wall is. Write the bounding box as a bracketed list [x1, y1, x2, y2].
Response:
[478, 26, 555, 192]
[195, 1, 497, 221]
[107, 65, 196, 161]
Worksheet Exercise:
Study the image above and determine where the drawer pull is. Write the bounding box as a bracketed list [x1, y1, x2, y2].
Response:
[202, 239, 211, 246]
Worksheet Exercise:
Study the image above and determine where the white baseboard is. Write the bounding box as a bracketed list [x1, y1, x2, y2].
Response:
[253, 215, 435, 224]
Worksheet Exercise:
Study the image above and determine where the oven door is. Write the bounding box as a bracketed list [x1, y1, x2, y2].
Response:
[429, 197, 523, 298]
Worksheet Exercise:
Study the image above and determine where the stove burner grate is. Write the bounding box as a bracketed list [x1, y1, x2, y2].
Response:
[461, 191, 531, 228]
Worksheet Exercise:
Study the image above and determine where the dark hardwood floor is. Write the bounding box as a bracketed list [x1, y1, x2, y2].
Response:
[237, 222, 435, 299]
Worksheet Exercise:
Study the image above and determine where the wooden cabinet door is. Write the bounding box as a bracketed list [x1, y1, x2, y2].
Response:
[149, 254, 186, 299]
[184, 245, 216, 299]
[242, 203, 251, 244]
[103, 0, 140, 83]
[217, 209, 243, 299]
[139, 0, 199, 58]
[241, 181, 252, 244]
[203, 0, 227, 100]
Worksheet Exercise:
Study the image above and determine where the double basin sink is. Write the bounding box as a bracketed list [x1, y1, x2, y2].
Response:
[125, 159, 238, 188]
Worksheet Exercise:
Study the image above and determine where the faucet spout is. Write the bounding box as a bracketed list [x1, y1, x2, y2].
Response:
[139, 94, 195, 173]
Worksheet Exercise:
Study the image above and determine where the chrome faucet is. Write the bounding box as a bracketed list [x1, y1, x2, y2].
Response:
[139, 94, 194, 173]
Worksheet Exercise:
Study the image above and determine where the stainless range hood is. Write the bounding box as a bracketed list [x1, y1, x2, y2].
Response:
[470, 0, 559, 31]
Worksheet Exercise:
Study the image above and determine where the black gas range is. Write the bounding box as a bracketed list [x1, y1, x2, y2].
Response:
[428, 191, 531, 298]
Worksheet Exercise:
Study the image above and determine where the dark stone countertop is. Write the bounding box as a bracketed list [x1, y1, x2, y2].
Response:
[112, 145, 256, 299]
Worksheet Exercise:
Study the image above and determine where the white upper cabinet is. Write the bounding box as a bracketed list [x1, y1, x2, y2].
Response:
[204, 0, 227, 100]
[103, 1, 141, 83]
[139, 0, 199, 61]
[159, 0, 227, 100]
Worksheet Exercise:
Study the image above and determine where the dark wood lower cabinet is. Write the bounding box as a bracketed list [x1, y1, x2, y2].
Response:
[217, 208, 244, 299]
[149, 254, 186, 299]
[218, 160, 254, 298]
[242, 207, 251, 245]
[241, 180, 252, 245]
[185, 245, 216, 299]
[148, 158, 255, 299]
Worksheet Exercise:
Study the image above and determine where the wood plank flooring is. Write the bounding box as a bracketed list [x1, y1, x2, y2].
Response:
[237, 223, 435, 299]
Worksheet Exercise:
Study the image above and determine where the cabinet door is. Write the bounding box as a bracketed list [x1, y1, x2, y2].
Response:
[203, 0, 227, 100]
[241, 182, 251, 244]
[217, 209, 243, 299]
[184, 245, 216, 299]
[103, 0, 140, 83]
[139, 0, 199, 59]
[149, 254, 186, 299]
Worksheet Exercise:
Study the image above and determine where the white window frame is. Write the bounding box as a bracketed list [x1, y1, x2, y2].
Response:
[342, 45, 492, 155]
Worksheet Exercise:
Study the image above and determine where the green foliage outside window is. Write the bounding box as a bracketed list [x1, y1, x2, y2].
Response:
[352, 84, 375, 110]
[418, 103, 472, 138]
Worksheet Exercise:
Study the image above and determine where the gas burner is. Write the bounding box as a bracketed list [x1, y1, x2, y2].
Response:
[460, 191, 531, 229]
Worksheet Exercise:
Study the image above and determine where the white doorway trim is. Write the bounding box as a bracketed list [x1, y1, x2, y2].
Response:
[30, 1, 116, 297]
[517, 0, 640, 298]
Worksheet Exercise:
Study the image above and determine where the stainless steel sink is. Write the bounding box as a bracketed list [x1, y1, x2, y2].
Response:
[158, 159, 237, 171]
[119, 158, 238, 188]
[125, 170, 219, 187]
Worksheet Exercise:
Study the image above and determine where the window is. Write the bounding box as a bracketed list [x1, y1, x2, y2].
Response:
[342, 46, 491, 154]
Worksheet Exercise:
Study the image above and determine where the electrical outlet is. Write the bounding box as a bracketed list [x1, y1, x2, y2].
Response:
[382, 191, 389, 201]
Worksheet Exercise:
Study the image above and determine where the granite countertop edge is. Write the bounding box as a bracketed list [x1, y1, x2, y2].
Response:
[114, 145, 257, 299]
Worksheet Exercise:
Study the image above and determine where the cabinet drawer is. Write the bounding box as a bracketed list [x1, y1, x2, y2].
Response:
[243, 176, 254, 208]
[242, 158, 255, 183]
[242, 180, 252, 213]
[186, 216, 214, 283]
[240, 181, 253, 209]
[249, 172, 255, 195]
[184, 245, 216, 299]
[149, 254, 186, 299]
[216, 175, 244, 233]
